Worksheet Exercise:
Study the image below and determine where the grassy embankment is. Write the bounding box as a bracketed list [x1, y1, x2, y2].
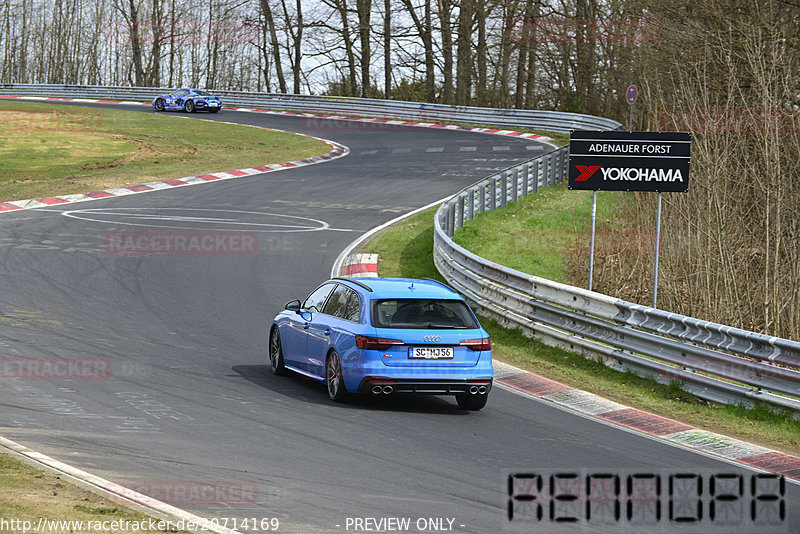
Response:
[0, 100, 327, 201]
[0, 454, 184, 533]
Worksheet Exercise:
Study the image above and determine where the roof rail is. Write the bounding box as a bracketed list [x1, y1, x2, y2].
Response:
[332, 277, 374, 292]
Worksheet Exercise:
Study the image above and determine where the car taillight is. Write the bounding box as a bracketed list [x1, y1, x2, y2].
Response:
[460, 338, 491, 351]
[355, 335, 404, 350]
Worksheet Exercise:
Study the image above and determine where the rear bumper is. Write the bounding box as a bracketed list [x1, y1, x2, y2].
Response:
[358, 377, 492, 395]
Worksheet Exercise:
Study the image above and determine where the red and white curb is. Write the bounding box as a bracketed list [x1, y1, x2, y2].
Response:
[0, 94, 555, 143]
[494, 361, 800, 482]
[225, 106, 555, 143]
[0, 435, 241, 534]
[0, 95, 348, 214]
[340, 253, 379, 277]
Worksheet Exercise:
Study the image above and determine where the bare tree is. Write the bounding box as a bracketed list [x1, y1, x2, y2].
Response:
[357, 0, 372, 96]
[437, 0, 453, 103]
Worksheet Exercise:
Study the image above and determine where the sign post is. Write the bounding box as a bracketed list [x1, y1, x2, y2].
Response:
[588, 190, 597, 291]
[653, 192, 662, 307]
[568, 130, 691, 306]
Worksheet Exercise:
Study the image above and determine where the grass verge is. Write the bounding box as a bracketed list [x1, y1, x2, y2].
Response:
[359, 204, 800, 455]
[0, 100, 328, 202]
[0, 453, 183, 532]
[454, 182, 622, 283]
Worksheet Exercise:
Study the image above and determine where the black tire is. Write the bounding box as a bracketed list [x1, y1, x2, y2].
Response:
[456, 393, 488, 410]
[185, 99, 195, 113]
[154, 98, 165, 112]
[269, 327, 287, 376]
[326, 350, 348, 402]
[209, 107, 220, 113]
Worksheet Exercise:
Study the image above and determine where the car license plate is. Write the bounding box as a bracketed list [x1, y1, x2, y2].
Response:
[409, 347, 453, 359]
[209, 102, 219, 107]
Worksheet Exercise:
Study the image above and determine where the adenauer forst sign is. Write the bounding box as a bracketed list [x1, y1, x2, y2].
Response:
[568, 131, 691, 192]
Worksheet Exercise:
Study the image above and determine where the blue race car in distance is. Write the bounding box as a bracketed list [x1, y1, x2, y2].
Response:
[152, 88, 221, 113]
[269, 277, 493, 410]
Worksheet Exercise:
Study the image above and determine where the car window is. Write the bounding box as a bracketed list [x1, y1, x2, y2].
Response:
[343, 289, 361, 322]
[195, 90, 212, 96]
[371, 299, 478, 329]
[303, 283, 335, 312]
[322, 285, 349, 318]
[173, 89, 188, 96]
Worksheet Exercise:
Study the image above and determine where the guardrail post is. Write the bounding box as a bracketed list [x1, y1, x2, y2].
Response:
[500, 173, 508, 207]
[542, 157, 549, 188]
[468, 190, 475, 220]
[479, 183, 486, 214]
[522, 163, 529, 197]
[549, 153, 557, 186]
[512, 168, 519, 203]
[532, 160, 539, 193]
[554, 150, 561, 183]
[447, 203, 456, 236]
[490, 178, 497, 210]
[457, 195, 465, 229]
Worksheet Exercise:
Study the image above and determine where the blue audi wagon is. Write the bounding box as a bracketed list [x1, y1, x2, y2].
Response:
[269, 278, 493, 410]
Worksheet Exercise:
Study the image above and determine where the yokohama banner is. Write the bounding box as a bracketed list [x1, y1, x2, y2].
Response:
[568, 131, 691, 192]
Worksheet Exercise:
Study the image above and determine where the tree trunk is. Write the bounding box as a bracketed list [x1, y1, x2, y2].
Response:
[455, 0, 472, 105]
[260, 0, 287, 92]
[357, 0, 372, 97]
[384, 0, 391, 98]
[475, 2, 487, 105]
[400, 0, 435, 101]
[293, 0, 303, 93]
[438, 0, 453, 104]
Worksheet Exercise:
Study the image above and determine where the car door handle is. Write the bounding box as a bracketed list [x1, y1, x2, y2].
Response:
[303, 323, 310, 330]
[324, 329, 331, 336]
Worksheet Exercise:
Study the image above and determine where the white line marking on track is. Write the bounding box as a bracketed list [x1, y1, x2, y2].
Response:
[58, 208, 356, 233]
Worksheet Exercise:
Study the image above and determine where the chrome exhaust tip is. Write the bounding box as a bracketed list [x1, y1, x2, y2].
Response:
[372, 385, 383, 394]
[382, 385, 394, 394]
[469, 386, 479, 394]
[478, 386, 487, 394]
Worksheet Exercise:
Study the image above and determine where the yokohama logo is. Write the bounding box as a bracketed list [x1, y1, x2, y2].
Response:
[575, 165, 684, 183]
[601, 167, 684, 182]
[575, 165, 601, 182]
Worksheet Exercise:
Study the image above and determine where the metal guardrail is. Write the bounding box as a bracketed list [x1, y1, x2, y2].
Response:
[433, 147, 800, 413]
[0, 83, 622, 133]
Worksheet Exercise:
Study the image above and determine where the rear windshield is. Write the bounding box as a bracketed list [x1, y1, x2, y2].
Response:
[371, 299, 478, 329]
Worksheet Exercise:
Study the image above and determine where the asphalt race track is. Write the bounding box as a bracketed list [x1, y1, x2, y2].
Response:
[0, 102, 797, 533]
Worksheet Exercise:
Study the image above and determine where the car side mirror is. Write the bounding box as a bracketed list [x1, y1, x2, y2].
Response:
[285, 299, 301, 312]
